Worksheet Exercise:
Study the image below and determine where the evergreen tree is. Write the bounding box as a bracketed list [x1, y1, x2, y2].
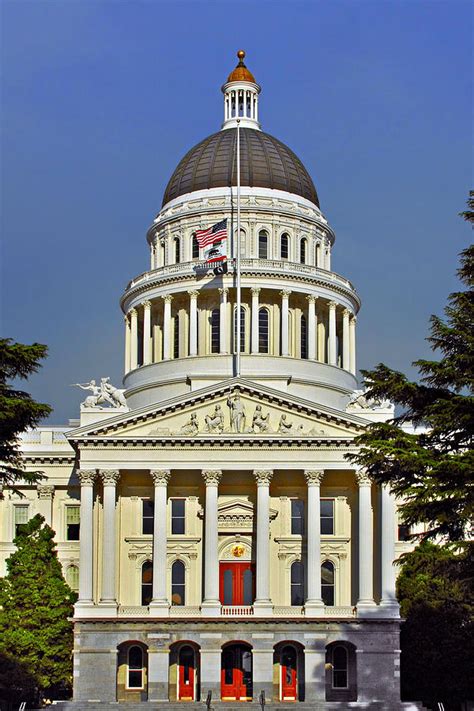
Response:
[0, 338, 52, 489]
[0, 515, 76, 700]
[348, 195, 474, 541]
[396, 542, 474, 707]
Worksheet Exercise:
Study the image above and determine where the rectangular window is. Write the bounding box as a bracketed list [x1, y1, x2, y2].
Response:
[14, 505, 29, 536]
[66, 506, 80, 541]
[291, 499, 304, 535]
[171, 499, 185, 535]
[142, 499, 154, 535]
[321, 499, 334, 535]
[398, 524, 411, 541]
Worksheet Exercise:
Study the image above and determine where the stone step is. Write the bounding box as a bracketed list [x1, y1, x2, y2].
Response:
[49, 701, 426, 711]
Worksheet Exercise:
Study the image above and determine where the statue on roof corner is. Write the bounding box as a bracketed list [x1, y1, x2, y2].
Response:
[73, 378, 127, 409]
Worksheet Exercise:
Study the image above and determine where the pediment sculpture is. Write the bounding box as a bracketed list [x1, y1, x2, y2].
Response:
[74, 377, 127, 409]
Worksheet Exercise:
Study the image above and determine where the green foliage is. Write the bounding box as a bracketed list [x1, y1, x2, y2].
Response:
[0, 514, 76, 699]
[347, 196, 474, 541]
[0, 338, 52, 489]
[397, 542, 474, 707]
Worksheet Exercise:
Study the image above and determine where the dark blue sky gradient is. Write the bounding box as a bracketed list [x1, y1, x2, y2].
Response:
[2, 0, 472, 424]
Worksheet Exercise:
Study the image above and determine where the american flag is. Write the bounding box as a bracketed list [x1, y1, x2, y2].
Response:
[195, 218, 228, 248]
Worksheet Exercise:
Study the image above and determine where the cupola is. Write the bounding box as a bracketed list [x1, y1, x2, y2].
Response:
[221, 50, 261, 131]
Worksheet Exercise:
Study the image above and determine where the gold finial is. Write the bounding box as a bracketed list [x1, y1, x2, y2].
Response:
[237, 49, 246, 64]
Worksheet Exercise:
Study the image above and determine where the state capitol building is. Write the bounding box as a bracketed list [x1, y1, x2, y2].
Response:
[1, 52, 422, 709]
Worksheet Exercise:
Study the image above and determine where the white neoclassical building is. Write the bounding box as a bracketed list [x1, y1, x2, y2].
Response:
[1, 52, 422, 709]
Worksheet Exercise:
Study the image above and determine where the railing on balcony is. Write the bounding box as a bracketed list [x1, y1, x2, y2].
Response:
[221, 605, 254, 616]
[118, 605, 150, 617]
[273, 606, 304, 617]
[125, 259, 356, 294]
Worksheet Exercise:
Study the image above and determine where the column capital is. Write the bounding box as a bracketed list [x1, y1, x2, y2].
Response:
[77, 469, 96, 486]
[124, 313, 130, 324]
[202, 469, 222, 485]
[99, 469, 120, 485]
[351, 314, 357, 323]
[187, 290, 199, 298]
[306, 294, 317, 304]
[342, 308, 351, 318]
[218, 287, 229, 297]
[162, 294, 173, 304]
[37, 484, 54, 499]
[251, 287, 261, 296]
[304, 469, 325, 486]
[254, 469, 273, 486]
[280, 290, 291, 298]
[151, 469, 171, 485]
[328, 300, 337, 311]
[129, 307, 137, 317]
[142, 300, 151, 310]
[355, 469, 371, 486]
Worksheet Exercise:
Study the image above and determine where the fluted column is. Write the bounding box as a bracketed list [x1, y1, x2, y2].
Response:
[253, 470, 273, 615]
[188, 290, 199, 357]
[201, 470, 222, 616]
[124, 314, 131, 373]
[77, 470, 96, 606]
[130, 308, 138, 370]
[307, 295, 317, 360]
[349, 315, 357, 375]
[380, 485, 400, 616]
[143, 301, 152, 366]
[280, 290, 290, 357]
[356, 470, 376, 614]
[150, 469, 171, 615]
[218, 288, 228, 354]
[342, 308, 350, 371]
[305, 470, 325, 614]
[328, 301, 337, 366]
[251, 287, 261, 354]
[99, 469, 120, 606]
[162, 295, 173, 361]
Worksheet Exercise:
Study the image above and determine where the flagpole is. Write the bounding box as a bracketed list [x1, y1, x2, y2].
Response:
[236, 119, 241, 377]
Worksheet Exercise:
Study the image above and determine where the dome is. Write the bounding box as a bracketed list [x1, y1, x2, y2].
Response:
[162, 128, 320, 207]
[226, 49, 257, 84]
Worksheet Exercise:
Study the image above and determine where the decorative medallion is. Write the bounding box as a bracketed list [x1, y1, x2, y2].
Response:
[232, 544, 245, 558]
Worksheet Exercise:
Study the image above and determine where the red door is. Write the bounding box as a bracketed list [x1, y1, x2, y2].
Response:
[281, 646, 298, 701]
[178, 645, 195, 700]
[221, 644, 252, 701]
[219, 563, 255, 605]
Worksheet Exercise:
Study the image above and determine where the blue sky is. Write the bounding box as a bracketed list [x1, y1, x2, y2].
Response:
[1, 0, 472, 424]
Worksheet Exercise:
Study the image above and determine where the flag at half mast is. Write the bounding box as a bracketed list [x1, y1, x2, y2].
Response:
[195, 218, 228, 248]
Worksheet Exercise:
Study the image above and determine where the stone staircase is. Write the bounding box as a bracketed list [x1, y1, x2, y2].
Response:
[49, 701, 426, 711]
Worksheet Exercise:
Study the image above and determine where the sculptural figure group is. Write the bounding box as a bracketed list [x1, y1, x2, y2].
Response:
[74, 377, 127, 408]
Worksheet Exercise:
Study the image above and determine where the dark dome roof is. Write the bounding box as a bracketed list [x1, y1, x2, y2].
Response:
[162, 128, 319, 207]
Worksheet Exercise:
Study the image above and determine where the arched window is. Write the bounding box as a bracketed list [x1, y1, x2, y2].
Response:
[127, 645, 145, 689]
[66, 564, 79, 592]
[316, 242, 321, 268]
[141, 561, 153, 606]
[211, 309, 220, 353]
[192, 233, 199, 260]
[174, 237, 180, 264]
[258, 308, 269, 353]
[258, 230, 268, 259]
[321, 560, 335, 606]
[174, 316, 180, 359]
[291, 561, 304, 606]
[331, 645, 348, 688]
[300, 239, 307, 264]
[280, 233, 289, 260]
[233, 306, 246, 353]
[171, 560, 185, 606]
[300, 314, 308, 359]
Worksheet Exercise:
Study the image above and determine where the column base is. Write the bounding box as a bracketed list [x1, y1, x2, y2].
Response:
[149, 600, 170, 617]
[379, 598, 401, 618]
[356, 599, 379, 617]
[304, 599, 325, 617]
[93, 601, 119, 618]
[253, 600, 273, 616]
[201, 600, 221, 617]
[74, 600, 96, 618]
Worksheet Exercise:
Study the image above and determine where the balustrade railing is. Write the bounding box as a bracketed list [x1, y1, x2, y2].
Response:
[221, 605, 254, 616]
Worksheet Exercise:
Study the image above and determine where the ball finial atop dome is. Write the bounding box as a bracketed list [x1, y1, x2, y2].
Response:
[227, 49, 256, 83]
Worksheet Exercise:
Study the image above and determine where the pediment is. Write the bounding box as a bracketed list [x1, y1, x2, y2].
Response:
[67, 377, 367, 442]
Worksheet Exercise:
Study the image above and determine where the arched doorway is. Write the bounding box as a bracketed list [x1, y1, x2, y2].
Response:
[178, 645, 197, 700]
[221, 643, 252, 701]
